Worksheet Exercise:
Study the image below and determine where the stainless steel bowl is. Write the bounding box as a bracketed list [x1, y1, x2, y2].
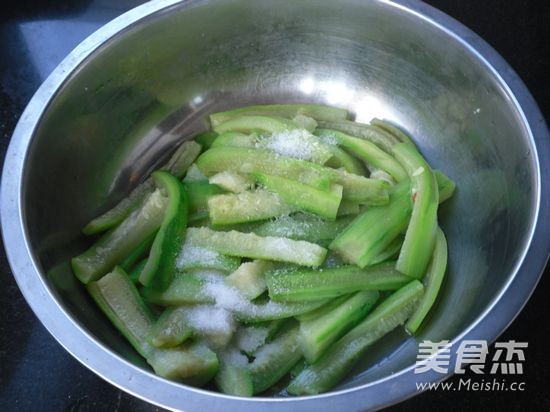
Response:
[2, 0, 549, 410]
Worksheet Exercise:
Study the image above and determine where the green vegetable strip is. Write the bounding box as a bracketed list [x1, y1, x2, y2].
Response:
[209, 104, 348, 127]
[184, 181, 225, 215]
[234, 319, 289, 355]
[370, 235, 404, 265]
[82, 141, 201, 235]
[150, 306, 194, 348]
[266, 263, 410, 301]
[232, 299, 329, 323]
[215, 350, 254, 396]
[316, 119, 399, 153]
[209, 171, 254, 193]
[393, 143, 439, 278]
[226, 260, 269, 300]
[434, 170, 456, 203]
[295, 296, 350, 322]
[139, 172, 189, 291]
[119, 231, 156, 272]
[287, 280, 424, 395]
[299, 290, 379, 363]
[249, 214, 354, 247]
[177, 242, 241, 273]
[128, 259, 147, 285]
[87, 267, 218, 384]
[208, 190, 295, 225]
[185, 227, 327, 267]
[324, 145, 367, 175]
[212, 130, 334, 165]
[196, 146, 333, 189]
[194, 131, 218, 151]
[72, 189, 168, 283]
[211, 131, 255, 148]
[141, 273, 214, 306]
[213, 115, 300, 135]
[329, 180, 412, 268]
[406, 227, 448, 333]
[370, 118, 415, 147]
[196, 146, 388, 202]
[253, 173, 343, 220]
[333, 170, 390, 204]
[337, 200, 360, 216]
[249, 325, 303, 394]
[316, 129, 407, 181]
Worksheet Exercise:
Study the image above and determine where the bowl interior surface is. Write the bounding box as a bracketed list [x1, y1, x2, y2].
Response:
[22, 0, 537, 396]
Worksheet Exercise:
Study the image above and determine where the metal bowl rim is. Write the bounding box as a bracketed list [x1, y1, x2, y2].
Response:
[1, 0, 549, 410]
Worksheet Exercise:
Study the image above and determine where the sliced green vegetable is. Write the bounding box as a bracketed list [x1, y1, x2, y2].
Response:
[435, 170, 456, 203]
[141, 272, 215, 306]
[288, 280, 424, 395]
[406, 227, 448, 333]
[393, 143, 439, 279]
[213, 115, 299, 135]
[370, 235, 404, 265]
[196, 146, 332, 189]
[186, 227, 327, 267]
[177, 242, 241, 273]
[183, 164, 208, 182]
[248, 213, 354, 247]
[72, 189, 168, 283]
[370, 118, 415, 147]
[249, 324, 302, 394]
[324, 144, 366, 175]
[195, 131, 218, 150]
[226, 260, 269, 300]
[150, 306, 193, 348]
[128, 259, 147, 285]
[210, 104, 348, 127]
[337, 200, 360, 216]
[184, 181, 225, 215]
[329, 180, 412, 267]
[208, 190, 295, 225]
[299, 290, 379, 363]
[234, 319, 289, 355]
[83, 141, 200, 235]
[215, 349, 254, 396]
[119, 231, 156, 272]
[209, 171, 254, 193]
[266, 263, 410, 301]
[213, 129, 334, 165]
[316, 119, 399, 153]
[139, 172, 188, 291]
[87, 267, 218, 384]
[253, 173, 343, 220]
[316, 128, 407, 181]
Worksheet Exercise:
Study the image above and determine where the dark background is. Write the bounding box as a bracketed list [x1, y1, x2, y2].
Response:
[1, 1, 548, 411]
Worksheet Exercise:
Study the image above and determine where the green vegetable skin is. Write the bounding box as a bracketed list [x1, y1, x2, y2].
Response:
[185, 227, 327, 267]
[406, 227, 448, 333]
[213, 115, 300, 134]
[72, 189, 168, 283]
[253, 172, 343, 220]
[393, 143, 439, 279]
[329, 180, 412, 268]
[316, 128, 407, 181]
[139, 171, 189, 291]
[215, 351, 254, 396]
[288, 280, 424, 395]
[87, 267, 218, 384]
[266, 263, 410, 301]
[299, 290, 379, 363]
